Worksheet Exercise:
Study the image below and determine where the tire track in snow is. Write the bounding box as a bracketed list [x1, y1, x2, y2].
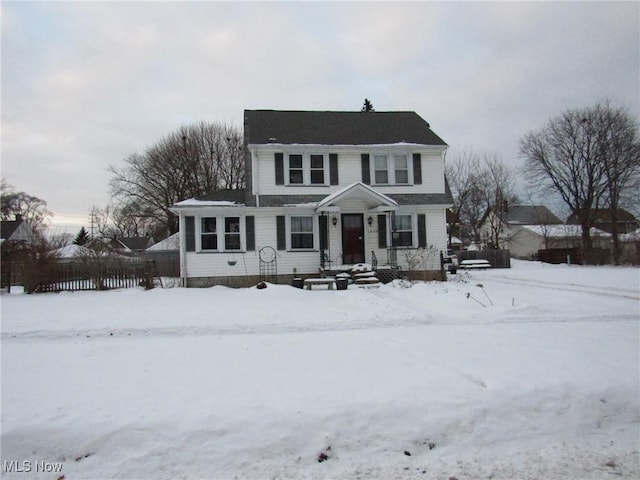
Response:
[486, 275, 640, 301]
[3, 314, 639, 343]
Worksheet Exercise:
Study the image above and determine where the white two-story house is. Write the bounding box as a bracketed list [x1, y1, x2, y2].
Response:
[171, 110, 452, 287]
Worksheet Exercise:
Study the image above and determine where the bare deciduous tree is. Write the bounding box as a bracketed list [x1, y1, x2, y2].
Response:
[1, 179, 52, 236]
[445, 149, 481, 244]
[520, 101, 639, 263]
[481, 154, 517, 248]
[445, 151, 516, 247]
[109, 121, 244, 236]
[597, 103, 640, 263]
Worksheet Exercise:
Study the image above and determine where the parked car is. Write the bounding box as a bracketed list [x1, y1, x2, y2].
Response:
[443, 250, 458, 274]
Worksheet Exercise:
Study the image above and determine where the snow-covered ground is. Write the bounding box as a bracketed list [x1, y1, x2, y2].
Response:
[1, 260, 639, 479]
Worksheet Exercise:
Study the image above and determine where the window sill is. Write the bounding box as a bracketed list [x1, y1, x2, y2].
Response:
[285, 184, 330, 187]
[196, 250, 246, 254]
[373, 183, 413, 187]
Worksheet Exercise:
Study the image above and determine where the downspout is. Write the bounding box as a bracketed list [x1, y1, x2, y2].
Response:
[179, 213, 188, 287]
[250, 146, 260, 207]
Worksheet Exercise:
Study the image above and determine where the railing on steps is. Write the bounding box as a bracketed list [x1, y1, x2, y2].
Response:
[371, 250, 378, 271]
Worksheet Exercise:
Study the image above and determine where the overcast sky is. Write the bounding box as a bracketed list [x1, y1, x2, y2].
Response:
[2, 1, 639, 233]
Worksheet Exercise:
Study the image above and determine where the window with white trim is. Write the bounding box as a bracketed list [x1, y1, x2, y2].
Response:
[374, 155, 389, 184]
[290, 216, 314, 249]
[289, 154, 304, 184]
[392, 214, 413, 247]
[199, 215, 244, 252]
[287, 153, 328, 186]
[201, 217, 218, 250]
[394, 154, 409, 184]
[309, 154, 325, 184]
[371, 153, 411, 185]
[224, 217, 241, 250]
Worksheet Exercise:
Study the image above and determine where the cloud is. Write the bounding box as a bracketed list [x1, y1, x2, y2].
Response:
[1, 1, 638, 229]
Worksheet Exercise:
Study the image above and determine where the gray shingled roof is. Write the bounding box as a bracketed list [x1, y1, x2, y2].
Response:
[503, 206, 562, 225]
[1, 219, 22, 240]
[244, 110, 447, 146]
[197, 189, 247, 203]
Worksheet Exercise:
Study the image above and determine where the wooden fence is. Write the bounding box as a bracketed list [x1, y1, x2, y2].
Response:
[36, 261, 153, 293]
[2, 259, 156, 293]
[458, 249, 511, 269]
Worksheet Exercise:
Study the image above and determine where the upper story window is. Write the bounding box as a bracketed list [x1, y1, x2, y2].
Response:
[394, 155, 409, 184]
[289, 154, 304, 184]
[309, 154, 325, 184]
[287, 153, 327, 186]
[374, 155, 389, 184]
[372, 153, 410, 185]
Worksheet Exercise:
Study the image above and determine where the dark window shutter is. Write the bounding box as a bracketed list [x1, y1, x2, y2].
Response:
[185, 216, 195, 252]
[361, 154, 370, 185]
[319, 215, 328, 251]
[329, 153, 339, 185]
[413, 153, 422, 185]
[245, 216, 255, 251]
[417, 214, 427, 248]
[275, 153, 284, 185]
[377, 214, 387, 248]
[276, 216, 286, 250]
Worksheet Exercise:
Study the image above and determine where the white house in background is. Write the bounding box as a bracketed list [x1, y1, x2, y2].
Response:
[170, 110, 452, 287]
[479, 204, 563, 251]
[507, 224, 611, 259]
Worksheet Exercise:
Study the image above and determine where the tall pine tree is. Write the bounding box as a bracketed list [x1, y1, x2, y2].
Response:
[361, 98, 375, 112]
[73, 226, 91, 246]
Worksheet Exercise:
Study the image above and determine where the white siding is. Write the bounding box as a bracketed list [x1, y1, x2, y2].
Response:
[252, 146, 445, 197]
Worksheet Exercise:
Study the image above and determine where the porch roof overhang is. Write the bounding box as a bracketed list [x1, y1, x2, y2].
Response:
[315, 182, 398, 213]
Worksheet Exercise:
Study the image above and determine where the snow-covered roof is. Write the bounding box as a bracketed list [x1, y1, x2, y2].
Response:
[316, 182, 398, 212]
[173, 199, 240, 207]
[147, 233, 180, 251]
[619, 228, 640, 241]
[52, 244, 97, 258]
[519, 224, 611, 238]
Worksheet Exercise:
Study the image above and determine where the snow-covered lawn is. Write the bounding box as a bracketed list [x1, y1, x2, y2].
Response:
[1, 260, 639, 479]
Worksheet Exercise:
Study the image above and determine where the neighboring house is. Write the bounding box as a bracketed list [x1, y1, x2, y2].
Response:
[567, 208, 639, 235]
[109, 236, 154, 255]
[1, 215, 36, 245]
[479, 204, 562, 253]
[50, 244, 98, 263]
[146, 233, 180, 277]
[619, 228, 640, 264]
[171, 109, 452, 287]
[508, 224, 611, 259]
[147, 233, 180, 252]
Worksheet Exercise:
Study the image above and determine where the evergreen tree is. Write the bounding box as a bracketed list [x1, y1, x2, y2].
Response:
[73, 226, 91, 246]
[361, 98, 375, 112]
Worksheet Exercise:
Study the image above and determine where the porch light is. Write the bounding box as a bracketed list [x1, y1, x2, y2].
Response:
[368, 216, 373, 226]
[332, 217, 338, 226]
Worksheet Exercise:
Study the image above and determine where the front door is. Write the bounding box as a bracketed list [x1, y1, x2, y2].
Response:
[342, 214, 365, 264]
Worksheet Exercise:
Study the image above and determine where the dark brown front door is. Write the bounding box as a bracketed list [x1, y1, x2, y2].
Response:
[342, 214, 364, 264]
